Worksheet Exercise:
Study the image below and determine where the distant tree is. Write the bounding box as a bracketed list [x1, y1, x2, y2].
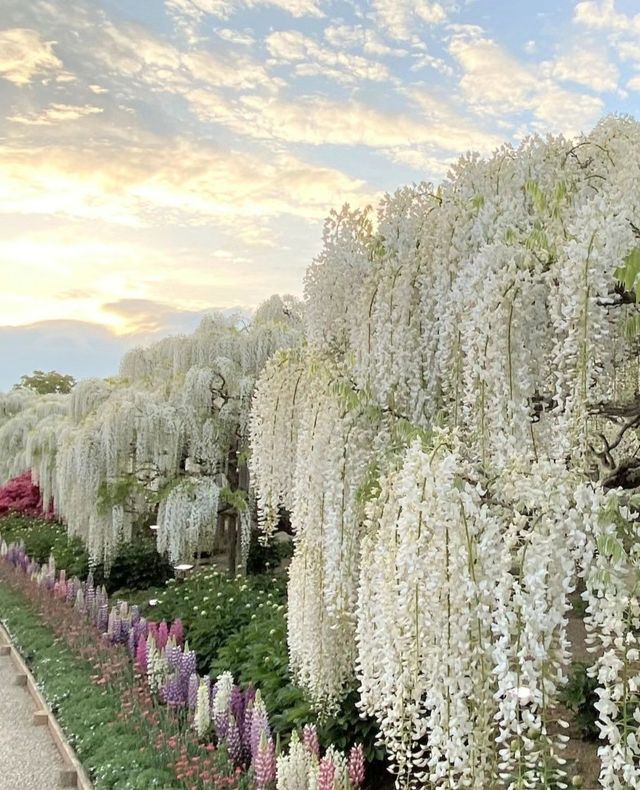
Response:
[15, 370, 76, 395]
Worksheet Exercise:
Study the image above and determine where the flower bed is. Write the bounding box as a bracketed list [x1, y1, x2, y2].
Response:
[0, 537, 366, 789]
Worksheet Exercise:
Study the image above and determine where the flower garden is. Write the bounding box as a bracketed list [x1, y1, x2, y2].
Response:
[3, 116, 640, 788]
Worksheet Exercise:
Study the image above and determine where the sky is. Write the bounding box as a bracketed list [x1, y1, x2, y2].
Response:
[0, 0, 639, 389]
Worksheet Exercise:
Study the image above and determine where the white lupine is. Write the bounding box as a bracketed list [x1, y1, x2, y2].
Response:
[194, 678, 211, 738]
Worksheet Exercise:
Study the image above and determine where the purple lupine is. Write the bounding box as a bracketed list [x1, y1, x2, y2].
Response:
[187, 672, 199, 710]
[253, 733, 276, 790]
[348, 744, 365, 790]
[165, 639, 183, 672]
[230, 685, 245, 738]
[242, 687, 256, 758]
[169, 618, 184, 645]
[303, 724, 320, 759]
[226, 716, 243, 766]
[96, 604, 109, 633]
[318, 755, 336, 790]
[131, 605, 140, 626]
[163, 675, 184, 708]
[157, 620, 169, 651]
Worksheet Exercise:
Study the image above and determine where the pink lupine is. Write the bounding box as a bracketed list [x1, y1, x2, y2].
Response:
[157, 620, 169, 650]
[303, 724, 320, 758]
[348, 744, 365, 789]
[318, 755, 336, 790]
[253, 732, 276, 790]
[169, 618, 184, 645]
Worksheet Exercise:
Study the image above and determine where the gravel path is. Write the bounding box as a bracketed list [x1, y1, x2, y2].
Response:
[0, 652, 65, 789]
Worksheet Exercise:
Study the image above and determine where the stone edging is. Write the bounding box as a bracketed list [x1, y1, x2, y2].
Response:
[0, 622, 93, 789]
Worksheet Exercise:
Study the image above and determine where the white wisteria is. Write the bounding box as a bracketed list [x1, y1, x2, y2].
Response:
[248, 116, 640, 787]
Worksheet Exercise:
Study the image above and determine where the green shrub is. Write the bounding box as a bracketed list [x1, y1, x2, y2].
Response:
[560, 662, 599, 740]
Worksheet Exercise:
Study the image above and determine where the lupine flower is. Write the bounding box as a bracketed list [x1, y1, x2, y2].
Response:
[169, 617, 184, 645]
[318, 755, 335, 790]
[188, 672, 199, 710]
[250, 691, 270, 760]
[254, 732, 276, 790]
[226, 715, 243, 766]
[157, 620, 169, 650]
[303, 724, 320, 759]
[347, 744, 365, 789]
[194, 679, 211, 738]
[135, 634, 148, 673]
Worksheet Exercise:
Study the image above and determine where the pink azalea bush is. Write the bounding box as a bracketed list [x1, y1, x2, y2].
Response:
[0, 472, 50, 518]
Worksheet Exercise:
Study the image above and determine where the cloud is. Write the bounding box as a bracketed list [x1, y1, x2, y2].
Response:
[266, 30, 389, 82]
[370, 0, 449, 41]
[188, 90, 501, 153]
[0, 28, 64, 85]
[8, 103, 104, 126]
[323, 24, 407, 57]
[547, 45, 619, 92]
[101, 298, 214, 334]
[0, 134, 373, 226]
[448, 27, 604, 135]
[574, 0, 640, 34]
[166, 0, 324, 23]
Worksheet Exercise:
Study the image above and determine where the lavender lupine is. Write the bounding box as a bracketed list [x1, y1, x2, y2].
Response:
[135, 634, 148, 673]
[165, 637, 182, 672]
[96, 603, 108, 633]
[250, 691, 271, 760]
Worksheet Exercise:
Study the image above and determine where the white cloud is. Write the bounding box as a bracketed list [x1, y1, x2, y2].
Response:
[574, 0, 640, 33]
[448, 27, 604, 135]
[323, 24, 407, 57]
[547, 45, 618, 92]
[371, 0, 449, 41]
[8, 103, 104, 126]
[0, 135, 373, 226]
[266, 30, 389, 82]
[166, 0, 324, 24]
[0, 28, 63, 85]
[188, 89, 501, 154]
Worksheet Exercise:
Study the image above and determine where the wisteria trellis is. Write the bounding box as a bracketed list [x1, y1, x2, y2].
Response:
[249, 117, 640, 788]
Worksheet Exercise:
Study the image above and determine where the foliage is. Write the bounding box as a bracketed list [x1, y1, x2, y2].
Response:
[92, 532, 174, 595]
[141, 568, 286, 673]
[245, 531, 293, 575]
[15, 369, 76, 395]
[560, 663, 600, 741]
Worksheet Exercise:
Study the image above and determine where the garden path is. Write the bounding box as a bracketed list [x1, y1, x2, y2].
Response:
[0, 652, 65, 789]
